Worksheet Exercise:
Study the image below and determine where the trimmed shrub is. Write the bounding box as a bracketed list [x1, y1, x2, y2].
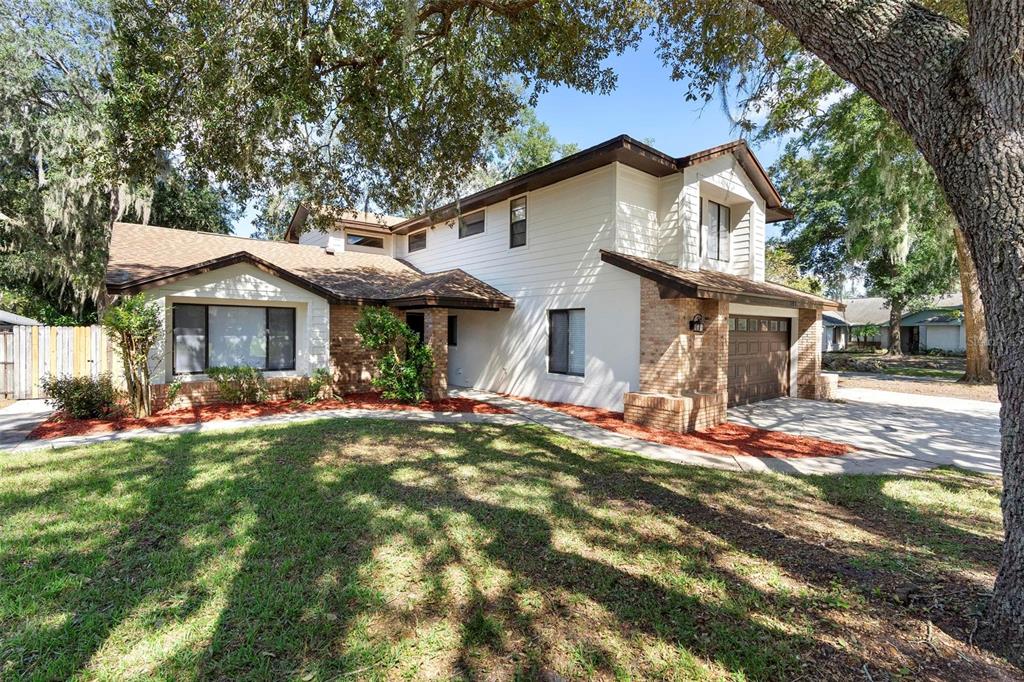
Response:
[40, 372, 119, 419]
[206, 366, 268, 404]
[285, 368, 333, 403]
[354, 307, 433, 403]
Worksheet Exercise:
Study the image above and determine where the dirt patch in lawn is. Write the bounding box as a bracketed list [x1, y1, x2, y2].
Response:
[840, 374, 1000, 402]
[27, 391, 510, 440]
[512, 396, 855, 459]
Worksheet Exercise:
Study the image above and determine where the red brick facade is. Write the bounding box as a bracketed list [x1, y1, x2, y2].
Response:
[796, 307, 823, 399]
[624, 279, 729, 433]
[421, 308, 449, 400]
[152, 376, 312, 411]
[330, 303, 383, 394]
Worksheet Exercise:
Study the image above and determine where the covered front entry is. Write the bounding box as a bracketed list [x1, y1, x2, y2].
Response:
[728, 315, 791, 406]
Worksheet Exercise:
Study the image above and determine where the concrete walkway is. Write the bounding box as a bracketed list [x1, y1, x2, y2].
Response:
[730, 386, 1001, 475]
[0, 400, 52, 448]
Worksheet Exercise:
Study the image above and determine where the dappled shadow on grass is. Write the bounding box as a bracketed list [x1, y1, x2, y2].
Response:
[0, 420, 1016, 680]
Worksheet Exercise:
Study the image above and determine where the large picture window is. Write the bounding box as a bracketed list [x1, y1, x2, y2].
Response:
[172, 304, 296, 374]
[548, 309, 585, 377]
[704, 200, 731, 261]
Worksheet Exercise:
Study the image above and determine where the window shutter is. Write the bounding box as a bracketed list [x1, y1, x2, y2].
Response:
[549, 311, 569, 374]
[567, 309, 585, 375]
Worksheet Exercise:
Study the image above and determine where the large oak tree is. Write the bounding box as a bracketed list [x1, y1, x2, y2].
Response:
[107, 0, 1024, 660]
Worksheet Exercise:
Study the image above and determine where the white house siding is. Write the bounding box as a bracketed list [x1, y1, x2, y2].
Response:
[401, 164, 642, 410]
[143, 263, 331, 385]
[614, 164, 672, 260]
[682, 155, 766, 281]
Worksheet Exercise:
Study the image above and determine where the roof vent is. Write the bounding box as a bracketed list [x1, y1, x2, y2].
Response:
[324, 245, 336, 255]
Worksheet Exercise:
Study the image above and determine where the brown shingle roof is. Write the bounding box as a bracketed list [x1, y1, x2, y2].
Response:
[105, 222, 513, 309]
[600, 249, 843, 311]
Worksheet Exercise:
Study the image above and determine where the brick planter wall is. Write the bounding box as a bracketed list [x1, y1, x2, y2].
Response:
[623, 391, 726, 433]
[152, 375, 312, 411]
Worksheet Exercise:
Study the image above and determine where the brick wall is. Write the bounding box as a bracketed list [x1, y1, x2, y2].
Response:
[421, 308, 449, 400]
[796, 307, 823, 399]
[152, 375, 311, 410]
[329, 303, 383, 394]
[627, 278, 729, 432]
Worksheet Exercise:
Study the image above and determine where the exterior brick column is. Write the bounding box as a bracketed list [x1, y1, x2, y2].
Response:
[625, 279, 729, 432]
[796, 308, 823, 399]
[422, 308, 449, 400]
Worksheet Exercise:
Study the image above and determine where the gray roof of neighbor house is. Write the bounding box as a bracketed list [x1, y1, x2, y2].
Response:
[600, 250, 843, 310]
[829, 293, 963, 326]
[0, 310, 41, 326]
[105, 222, 513, 310]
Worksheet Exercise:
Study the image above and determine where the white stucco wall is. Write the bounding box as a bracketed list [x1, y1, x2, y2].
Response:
[144, 263, 331, 385]
[400, 164, 642, 410]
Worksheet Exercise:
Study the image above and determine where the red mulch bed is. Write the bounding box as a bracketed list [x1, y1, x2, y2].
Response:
[28, 392, 510, 441]
[512, 396, 854, 459]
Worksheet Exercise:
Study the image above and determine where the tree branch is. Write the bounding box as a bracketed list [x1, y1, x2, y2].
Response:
[746, 0, 968, 147]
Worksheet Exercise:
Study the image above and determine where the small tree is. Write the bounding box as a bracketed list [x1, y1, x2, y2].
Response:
[354, 307, 434, 403]
[102, 293, 162, 417]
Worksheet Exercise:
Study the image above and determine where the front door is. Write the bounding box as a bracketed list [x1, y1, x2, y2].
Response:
[728, 315, 791, 407]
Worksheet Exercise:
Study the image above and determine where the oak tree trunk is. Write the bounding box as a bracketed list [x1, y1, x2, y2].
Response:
[887, 303, 903, 356]
[741, 0, 1024, 660]
[954, 227, 995, 383]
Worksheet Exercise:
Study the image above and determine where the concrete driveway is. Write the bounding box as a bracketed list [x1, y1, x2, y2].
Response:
[0, 400, 53, 450]
[729, 387, 1001, 476]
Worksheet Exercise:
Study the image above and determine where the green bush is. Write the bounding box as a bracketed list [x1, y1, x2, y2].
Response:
[206, 366, 268, 404]
[354, 307, 434, 403]
[40, 372, 119, 419]
[285, 367, 332, 403]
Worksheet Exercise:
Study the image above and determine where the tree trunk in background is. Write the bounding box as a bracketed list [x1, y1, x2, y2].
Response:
[887, 304, 903, 355]
[954, 227, 995, 383]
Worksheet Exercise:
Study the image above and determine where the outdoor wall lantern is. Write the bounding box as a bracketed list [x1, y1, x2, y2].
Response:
[689, 314, 705, 334]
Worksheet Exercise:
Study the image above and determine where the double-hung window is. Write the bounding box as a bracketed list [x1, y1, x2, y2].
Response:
[704, 200, 731, 261]
[548, 309, 585, 377]
[172, 303, 296, 374]
[459, 210, 485, 238]
[509, 197, 527, 248]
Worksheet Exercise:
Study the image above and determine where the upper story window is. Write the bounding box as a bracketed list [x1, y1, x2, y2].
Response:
[704, 200, 731, 261]
[408, 230, 427, 252]
[510, 197, 527, 248]
[459, 210, 485, 238]
[346, 232, 384, 249]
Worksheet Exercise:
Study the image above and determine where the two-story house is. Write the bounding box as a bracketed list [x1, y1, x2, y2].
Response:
[105, 135, 841, 432]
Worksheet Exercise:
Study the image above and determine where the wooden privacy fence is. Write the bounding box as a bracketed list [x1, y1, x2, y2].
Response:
[0, 325, 115, 400]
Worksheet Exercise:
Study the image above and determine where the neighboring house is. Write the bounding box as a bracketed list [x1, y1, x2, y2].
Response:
[0, 310, 41, 331]
[826, 294, 964, 353]
[105, 135, 842, 433]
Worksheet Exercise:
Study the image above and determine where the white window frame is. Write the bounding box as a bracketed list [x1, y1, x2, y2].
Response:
[408, 230, 427, 253]
[459, 210, 485, 239]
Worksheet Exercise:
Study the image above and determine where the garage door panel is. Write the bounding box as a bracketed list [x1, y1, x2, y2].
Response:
[728, 315, 790, 407]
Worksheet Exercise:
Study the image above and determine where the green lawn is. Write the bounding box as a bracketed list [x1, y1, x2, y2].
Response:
[0, 420, 1014, 680]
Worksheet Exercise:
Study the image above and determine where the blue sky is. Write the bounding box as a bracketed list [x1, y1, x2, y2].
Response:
[236, 39, 787, 238]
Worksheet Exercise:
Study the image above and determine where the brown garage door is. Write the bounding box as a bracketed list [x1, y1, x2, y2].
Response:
[728, 316, 791, 406]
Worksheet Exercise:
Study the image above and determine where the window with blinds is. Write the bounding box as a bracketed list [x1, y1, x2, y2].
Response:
[548, 309, 585, 377]
[704, 200, 731, 261]
[509, 196, 527, 248]
[459, 210, 485, 238]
